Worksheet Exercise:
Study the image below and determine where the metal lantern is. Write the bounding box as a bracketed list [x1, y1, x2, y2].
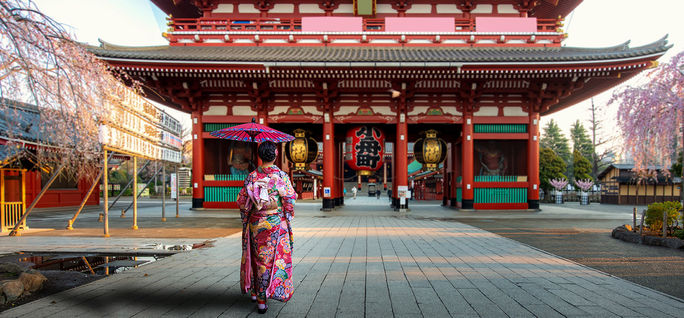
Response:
[285, 129, 318, 170]
[344, 126, 385, 176]
[414, 129, 447, 171]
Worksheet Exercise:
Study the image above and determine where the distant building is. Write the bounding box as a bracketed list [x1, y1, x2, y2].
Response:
[598, 164, 680, 205]
[1, 99, 101, 232]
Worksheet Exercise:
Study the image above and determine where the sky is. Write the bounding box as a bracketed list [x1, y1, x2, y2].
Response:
[31, 0, 684, 154]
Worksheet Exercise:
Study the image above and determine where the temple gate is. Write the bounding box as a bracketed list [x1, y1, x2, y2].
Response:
[92, 0, 669, 211]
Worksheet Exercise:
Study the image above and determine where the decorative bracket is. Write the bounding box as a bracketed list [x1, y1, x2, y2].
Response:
[391, 1, 412, 17]
[247, 81, 274, 115]
[255, 0, 275, 17]
[457, 1, 476, 19]
[193, 0, 219, 16]
[314, 81, 340, 113]
[513, 0, 540, 17]
[456, 81, 482, 113]
[319, 0, 340, 16]
[390, 81, 415, 114]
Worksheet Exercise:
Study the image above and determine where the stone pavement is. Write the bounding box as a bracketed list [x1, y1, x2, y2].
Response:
[2, 201, 684, 317]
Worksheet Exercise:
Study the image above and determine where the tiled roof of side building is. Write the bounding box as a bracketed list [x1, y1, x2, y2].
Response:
[0, 98, 42, 143]
[89, 36, 671, 65]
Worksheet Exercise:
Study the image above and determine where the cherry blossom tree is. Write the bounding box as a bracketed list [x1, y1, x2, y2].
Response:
[574, 179, 593, 192]
[611, 51, 684, 203]
[549, 178, 568, 192]
[610, 51, 684, 173]
[0, 0, 138, 178]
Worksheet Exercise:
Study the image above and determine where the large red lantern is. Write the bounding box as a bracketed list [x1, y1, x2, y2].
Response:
[344, 126, 385, 176]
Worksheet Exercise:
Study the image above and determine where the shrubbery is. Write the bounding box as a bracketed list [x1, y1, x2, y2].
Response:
[675, 229, 684, 240]
[645, 201, 681, 234]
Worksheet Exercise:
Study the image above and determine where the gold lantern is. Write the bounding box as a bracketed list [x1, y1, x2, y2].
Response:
[285, 129, 318, 170]
[413, 129, 447, 171]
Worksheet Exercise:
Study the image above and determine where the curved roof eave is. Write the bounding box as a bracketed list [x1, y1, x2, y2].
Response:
[89, 36, 671, 67]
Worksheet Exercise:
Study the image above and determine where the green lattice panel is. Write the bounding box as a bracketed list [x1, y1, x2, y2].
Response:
[212, 174, 247, 181]
[204, 123, 240, 132]
[474, 176, 519, 182]
[474, 188, 527, 203]
[474, 124, 527, 133]
[204, 186, 242, 202]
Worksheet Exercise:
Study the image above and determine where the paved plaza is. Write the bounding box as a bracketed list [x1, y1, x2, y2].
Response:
[1, 199, 684, 317]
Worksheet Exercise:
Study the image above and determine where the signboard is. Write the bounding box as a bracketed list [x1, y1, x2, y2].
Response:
[323, 187, 331, 198]
[138, 184, 149, 197]
[170, 173, 177, 199]
[99, 84, 182, 163]
[398, 185, 408, 205]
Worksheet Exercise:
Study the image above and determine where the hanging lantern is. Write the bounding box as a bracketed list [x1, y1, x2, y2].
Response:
[344, 126, 385, 176]
[414, 129, 447, 171]
[285, 129, 318, 170]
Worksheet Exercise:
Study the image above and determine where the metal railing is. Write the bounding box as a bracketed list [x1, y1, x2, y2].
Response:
[168, 17, 560, 34]
[1, 202, 26, 233]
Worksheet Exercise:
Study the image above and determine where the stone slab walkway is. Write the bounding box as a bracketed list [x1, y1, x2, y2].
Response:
[2, 214, 684, 317]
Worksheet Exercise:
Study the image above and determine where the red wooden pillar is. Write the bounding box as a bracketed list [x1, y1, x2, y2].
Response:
[338, 141, 344, 206]
[335, 141, 342, 206]
[461, 114, 474, 209]
[395, 112, 409, 210]
[191, 110, 205, 209]
[391, 141, 397, 208]
[528, 111, 540, 209]
[451, 141, 461, 207]
[322, 112, 335, 210]
[442, 143, 450, 206]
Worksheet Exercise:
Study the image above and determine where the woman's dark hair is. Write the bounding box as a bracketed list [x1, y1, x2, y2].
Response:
[258, 141, 277, 162]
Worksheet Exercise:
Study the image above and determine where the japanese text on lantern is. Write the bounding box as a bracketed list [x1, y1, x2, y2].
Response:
[355, 126, 381, 168]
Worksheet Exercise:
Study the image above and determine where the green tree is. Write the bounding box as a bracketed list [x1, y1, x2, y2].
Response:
[570, 120, 594, 161]
[540, 147, 567, 192]
[541, 119, 571, 176]
[573, 150, 593, 181]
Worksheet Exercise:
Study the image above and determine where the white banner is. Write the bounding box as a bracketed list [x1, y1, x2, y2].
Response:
[170, 173, 177, 199]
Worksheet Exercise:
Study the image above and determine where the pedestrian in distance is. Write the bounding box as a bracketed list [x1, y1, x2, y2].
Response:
[237, 141, 296, 314]
[351, 186, 357, 199]
[376, 189, 381, 199]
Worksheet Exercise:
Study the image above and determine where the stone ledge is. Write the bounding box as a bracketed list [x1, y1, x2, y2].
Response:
[612, 226, 684, 249]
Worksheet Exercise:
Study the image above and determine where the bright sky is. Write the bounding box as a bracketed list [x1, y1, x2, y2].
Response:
[32, 0, 684, 153]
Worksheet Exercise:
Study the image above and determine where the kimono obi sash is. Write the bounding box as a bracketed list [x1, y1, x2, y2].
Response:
[250, 206, 280, 219]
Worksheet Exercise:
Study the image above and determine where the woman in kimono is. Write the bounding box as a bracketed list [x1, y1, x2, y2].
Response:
[236, 141, 297, 314]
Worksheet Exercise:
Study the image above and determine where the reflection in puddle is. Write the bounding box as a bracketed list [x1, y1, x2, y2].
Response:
[16, 253, 167, 276]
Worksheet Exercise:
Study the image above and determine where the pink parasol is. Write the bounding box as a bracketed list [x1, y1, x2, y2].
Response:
[210, 118, 294, 143]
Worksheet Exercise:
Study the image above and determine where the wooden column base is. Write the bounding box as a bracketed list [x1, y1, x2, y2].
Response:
[192, 198, 203, 209]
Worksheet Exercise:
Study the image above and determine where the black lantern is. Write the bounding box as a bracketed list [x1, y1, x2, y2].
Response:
[285, 129, 319, 170]
[413, 129, 447, 171]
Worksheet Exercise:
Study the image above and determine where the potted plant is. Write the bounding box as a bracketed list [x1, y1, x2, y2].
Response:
[549, 178, 568, 204]
[574, 179, 594, 205]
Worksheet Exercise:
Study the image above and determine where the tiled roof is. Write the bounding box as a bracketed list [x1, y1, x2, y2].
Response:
[89, 36, 670, 65]
[597, 163, 670, 180]
[0, 98, 41, 143]
[0, 99, 42, 165]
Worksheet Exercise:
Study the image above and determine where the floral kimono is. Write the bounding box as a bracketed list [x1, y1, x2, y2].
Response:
[237, 165, 297, 303]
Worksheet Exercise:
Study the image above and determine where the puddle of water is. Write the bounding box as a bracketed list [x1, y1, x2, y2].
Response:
[14, 253, 168, 276]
